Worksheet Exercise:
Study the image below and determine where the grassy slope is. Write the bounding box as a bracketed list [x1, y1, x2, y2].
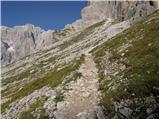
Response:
[2, 20, 105, 87]
[59, 20, 105, 50]
[1, 20, 105, 114]
[91, 11, 159, 118]
[1, 55, 84, 113]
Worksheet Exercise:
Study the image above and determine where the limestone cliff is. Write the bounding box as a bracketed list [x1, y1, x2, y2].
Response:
[1, 24, 43, 65]
[66, 0, 158, 31]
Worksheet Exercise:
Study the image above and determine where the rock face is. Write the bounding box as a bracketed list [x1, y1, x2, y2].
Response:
[65, 0, 158, 31]
[1, 25, 61, 66]
[1, 24, 44, 65]
[85, 1, 158, 21]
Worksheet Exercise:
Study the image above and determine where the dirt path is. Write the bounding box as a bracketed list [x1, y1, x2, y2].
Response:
[54, 53, 104, 118]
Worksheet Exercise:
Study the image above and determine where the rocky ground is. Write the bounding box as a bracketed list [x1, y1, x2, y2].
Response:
[1, 4, 159, 119]
[54, 53, 103, 119]
[1, 53, 104, 119]
[1, 18, 130, 118]
[91, 10, 159, 119]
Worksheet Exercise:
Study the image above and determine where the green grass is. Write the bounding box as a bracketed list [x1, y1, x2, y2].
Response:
[62, 71, 82, 86]
[2, 66, 36, 86]
[1, 55, 85, 113]
[59, 20, 105, 50]
[54, 92, 64, 103]
[2, 55, 58, 97]
[53, 30, 66, 36]
[20, 96, 49, 119]
[90, 11, 159, 117]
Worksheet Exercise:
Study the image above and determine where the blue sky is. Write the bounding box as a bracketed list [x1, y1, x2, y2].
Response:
[1, 1, 87, 30]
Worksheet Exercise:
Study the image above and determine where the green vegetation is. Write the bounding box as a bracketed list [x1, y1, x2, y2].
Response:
[54, 92, 64, 103]
[112, 19, 121, 24]
[91, 11, 159, 115]
[2, 67, 36, 86]
[2, 55, 58, 97]
[1, 55, 85, 113]
[54, 30, 66, 36]
[59, 20, 105, 50]
[62, 72, 82, 86]
[20, 96, 49, 119]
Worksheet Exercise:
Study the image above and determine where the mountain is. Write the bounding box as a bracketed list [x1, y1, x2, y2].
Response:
[65, 0, 158, 31]
[1, 1, 159, 119]
[1, 0, 158, 66]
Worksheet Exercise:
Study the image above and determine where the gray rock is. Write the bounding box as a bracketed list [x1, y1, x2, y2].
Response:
[120, 65, 126, 71]
[56, 102, 66, 110]
[65, 1, 158, 31]
[76, 112, 87, 119]
[146, 108, 153, 114]
[43, 100, 56, 111]
[1, 24, 43, 66]
[147, 114, 155, 119]
[30, 69, 35, 74]
[82, 92, 91, 98]
[119, 107, 133, 118]
[95, 106, 105, 119]
[121, 53, 125, 56]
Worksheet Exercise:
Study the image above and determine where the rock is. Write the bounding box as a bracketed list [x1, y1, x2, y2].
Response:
[131, 93, 135, 96]
[80, 87, 86, 92]
[56, 102, 66, 110]
[119, 107, 133, 118]
[113, 114, 119, 119]
[43, 101, 56, 111]
[95, 106, 105, 119]
[76, 112, 87, 119]
[146, 108, 153, 115]
[82, 92, 91, 98]
[121, 53, 125, 56]
[113, 71, 119, 76]
[30, 70, 35, 74]
[120, 65, 126, 71]
[1, 24, 44, 66]
[147, 114, 155, 119]
[65, 1, 158, 31]
[1, 25, 60, 66]
[51, 96, 56, 100]
[148, 43, 152, 46]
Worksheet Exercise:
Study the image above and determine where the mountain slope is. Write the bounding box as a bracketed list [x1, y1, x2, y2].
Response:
[91, 10, 159, 119]
[1, 16, 130, 119]
[1, 1, 159, 119]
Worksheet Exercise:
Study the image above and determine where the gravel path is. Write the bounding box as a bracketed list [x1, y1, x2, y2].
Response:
[54, 54, 103, 119]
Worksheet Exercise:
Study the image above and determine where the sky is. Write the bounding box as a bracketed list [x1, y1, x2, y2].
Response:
[1, 1, 87, 30]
